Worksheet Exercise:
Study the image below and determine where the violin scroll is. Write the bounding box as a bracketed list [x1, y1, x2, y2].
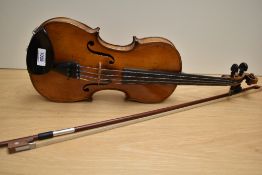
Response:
[230, 62, 258, 85]
[244, 73, 258, 85]
[223, 62, 258, 94]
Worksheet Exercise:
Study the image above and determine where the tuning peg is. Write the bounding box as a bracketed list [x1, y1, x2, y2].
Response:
[230, 64, 239, 77]
[239, 62, 248, 76]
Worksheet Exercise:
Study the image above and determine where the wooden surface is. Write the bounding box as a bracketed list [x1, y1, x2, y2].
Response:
[0, 69, 261, 175]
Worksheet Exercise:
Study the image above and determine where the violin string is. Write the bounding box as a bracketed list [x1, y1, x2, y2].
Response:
[78, 73, 235, 86]
[78, 75, 235, 86]
[80, 75, 233, 85]
[79, 77, 109, 84]
[79, 65, 232, 81]
[80, 69, 233, 82]
[79, 74, 234, 85]
[117, 81, 233, 86]
[78, 67, 236, 86]
[79, 65, 236, 82]
[79, 70, 234, 84]
[79, 73, 235, 86]
[80, 69, 119, 77]
[120, 79, 234, 85]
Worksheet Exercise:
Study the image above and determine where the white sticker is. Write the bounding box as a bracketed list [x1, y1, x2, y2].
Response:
[37, 48, 46, 66]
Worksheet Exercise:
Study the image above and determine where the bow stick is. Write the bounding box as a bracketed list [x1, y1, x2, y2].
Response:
[0, 85, 260, 154]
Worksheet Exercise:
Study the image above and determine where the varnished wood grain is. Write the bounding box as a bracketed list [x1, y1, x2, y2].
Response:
[29, 17, 181, 103]
[0, 69, 261, 175]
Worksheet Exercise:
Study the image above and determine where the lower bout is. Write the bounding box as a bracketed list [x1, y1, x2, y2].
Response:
[123, 84, 176, 103]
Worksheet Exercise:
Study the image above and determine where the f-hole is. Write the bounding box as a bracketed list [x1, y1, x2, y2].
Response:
[87, 41, 115, 64]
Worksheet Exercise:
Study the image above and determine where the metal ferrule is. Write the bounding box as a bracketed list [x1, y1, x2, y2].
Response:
[53, 128, 75, 137]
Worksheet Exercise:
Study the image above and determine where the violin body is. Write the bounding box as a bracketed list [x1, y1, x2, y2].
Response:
[27, 17, 182, 103]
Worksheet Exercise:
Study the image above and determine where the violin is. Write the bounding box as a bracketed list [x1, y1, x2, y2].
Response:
[26, 17, 258, 103]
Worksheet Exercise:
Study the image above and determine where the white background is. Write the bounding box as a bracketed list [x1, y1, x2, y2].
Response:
[0, 0, 261, 75]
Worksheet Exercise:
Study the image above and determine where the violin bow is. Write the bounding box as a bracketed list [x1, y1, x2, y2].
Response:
[0, 64, 260, 154]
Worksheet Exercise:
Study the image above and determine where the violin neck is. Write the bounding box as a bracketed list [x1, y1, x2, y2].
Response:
[121, 68, 237, 86]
